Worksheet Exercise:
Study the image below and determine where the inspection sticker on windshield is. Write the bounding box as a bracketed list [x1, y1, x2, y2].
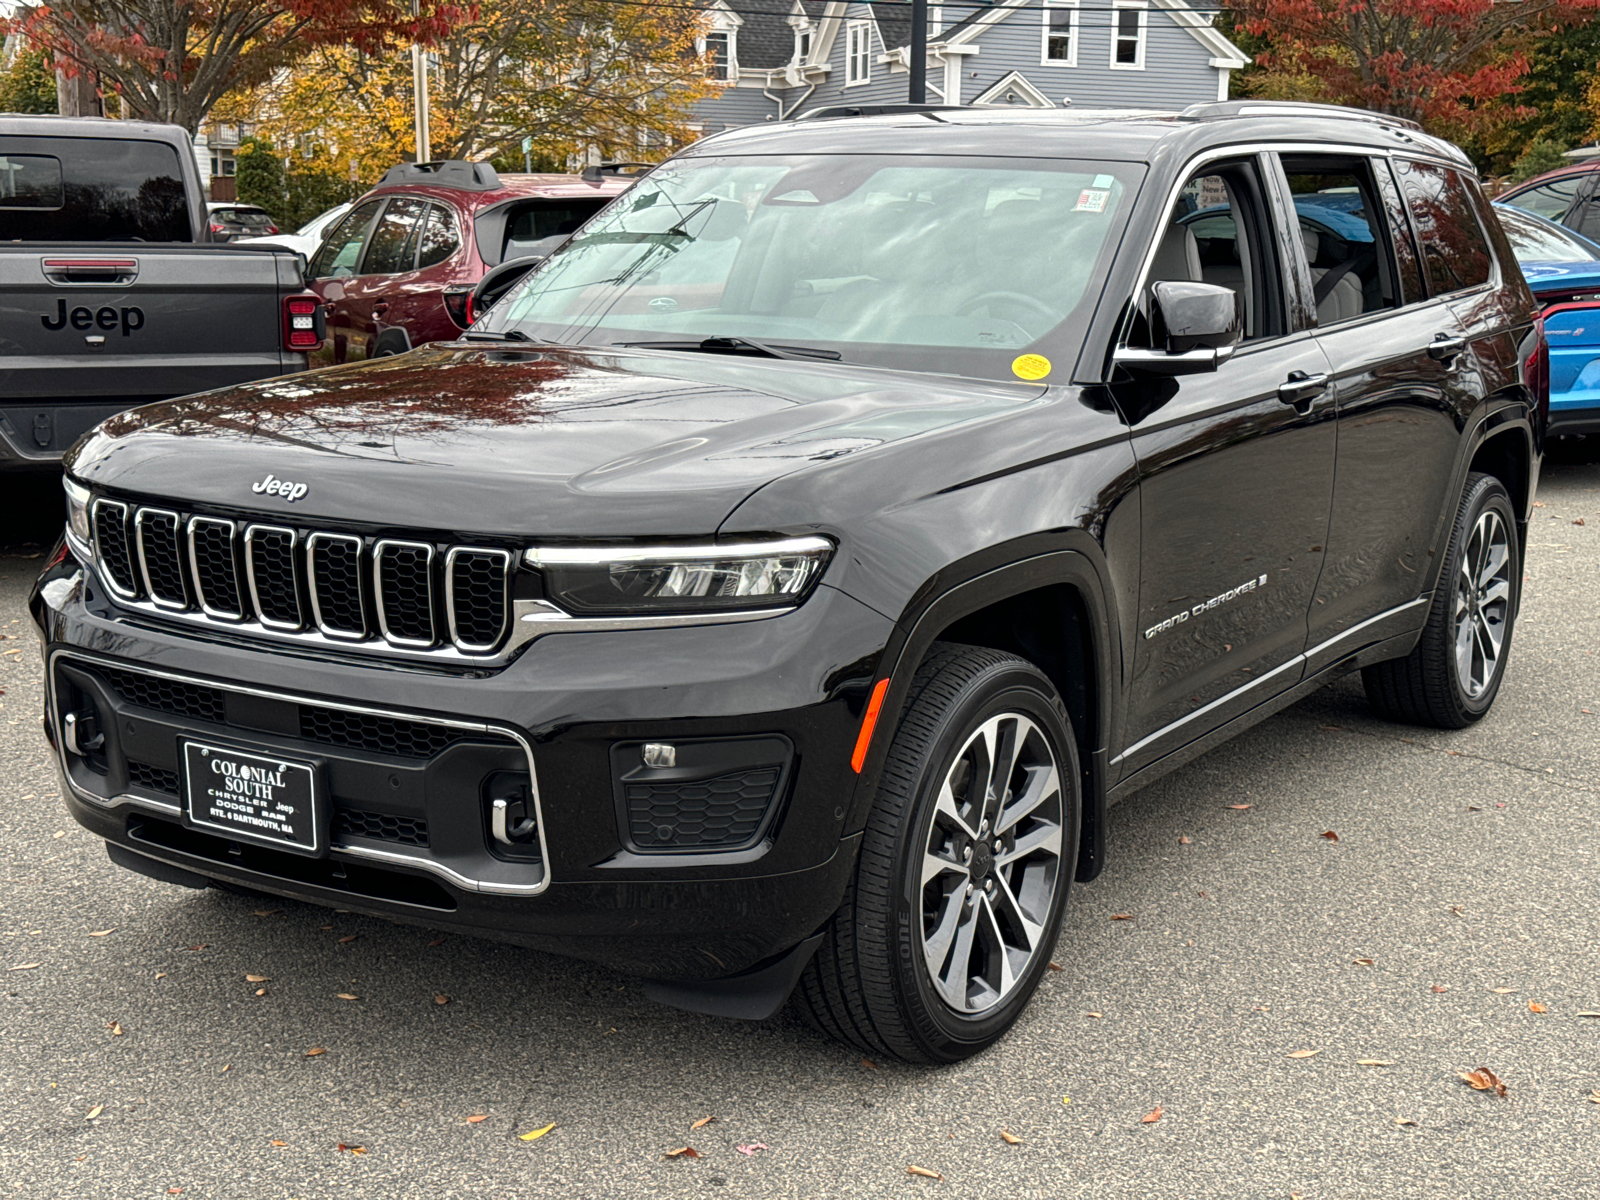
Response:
[1012, 354, 1052, 381]
[1076, 189, 1109, 213]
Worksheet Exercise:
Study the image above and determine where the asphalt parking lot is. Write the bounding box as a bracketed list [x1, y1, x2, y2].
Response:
[1, 459, 1596, 1200]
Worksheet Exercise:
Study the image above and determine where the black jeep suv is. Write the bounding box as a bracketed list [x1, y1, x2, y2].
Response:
[34, 101, 1546, 1063]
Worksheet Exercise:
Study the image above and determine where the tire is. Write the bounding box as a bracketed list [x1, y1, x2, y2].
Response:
[1362, 472, 1520, 728]
[795, 644, 1080, 1063]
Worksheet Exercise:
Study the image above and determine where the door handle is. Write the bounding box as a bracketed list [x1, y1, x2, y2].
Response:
[1277, 370, 1330, 411]
[1427, 333, 1467, 362]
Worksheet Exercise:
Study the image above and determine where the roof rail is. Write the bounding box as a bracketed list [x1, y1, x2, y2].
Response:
[1180, 100, 1424, 133]
[580, 161, 655, 183]
[797, 103, 978, 120]
[380, 160, 502, 190]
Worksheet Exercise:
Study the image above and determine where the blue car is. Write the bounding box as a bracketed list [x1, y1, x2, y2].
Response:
[1494, 202, 1600, 452]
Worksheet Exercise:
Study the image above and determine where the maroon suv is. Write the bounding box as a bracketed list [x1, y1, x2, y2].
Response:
[305, 161, 634, 364]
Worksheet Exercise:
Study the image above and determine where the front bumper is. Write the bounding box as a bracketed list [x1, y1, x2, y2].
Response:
[33, 543, 891, 980]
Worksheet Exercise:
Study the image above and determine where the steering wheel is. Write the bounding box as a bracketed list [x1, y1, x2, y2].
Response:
[955, 290, 1058, 329]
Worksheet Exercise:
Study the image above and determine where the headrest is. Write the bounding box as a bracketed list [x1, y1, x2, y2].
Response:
[1301, 225, 1319, 264]
[1150, 223, 1202, 284]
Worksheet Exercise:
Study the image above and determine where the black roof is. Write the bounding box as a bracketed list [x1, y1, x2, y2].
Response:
[716, 0, 827, 70]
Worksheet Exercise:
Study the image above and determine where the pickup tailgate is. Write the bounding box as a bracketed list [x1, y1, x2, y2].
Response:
[0, 246, 303, 463]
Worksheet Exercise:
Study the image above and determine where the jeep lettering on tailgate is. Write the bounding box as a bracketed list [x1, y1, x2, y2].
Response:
[41, 298, 145, 336]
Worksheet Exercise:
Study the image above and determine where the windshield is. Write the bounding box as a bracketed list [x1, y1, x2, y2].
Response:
[477, 154, 1141, 382]
[1496, 206, 1600, 263]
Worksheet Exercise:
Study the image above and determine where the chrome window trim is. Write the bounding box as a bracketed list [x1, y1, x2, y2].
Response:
[444, 546, 511, 653]
[185, 516, 244, 621]
[91, 499, 139, 600]
[243, 524, 304, 631]
[306, 532, 368, 641]
[45, 648, 552, 896]
[525, 535, 833, 567]
[133, 507, 188, 611]
[373, 539, 437, 648]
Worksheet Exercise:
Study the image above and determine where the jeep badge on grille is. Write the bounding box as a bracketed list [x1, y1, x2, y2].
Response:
[252, 473, 308, 502]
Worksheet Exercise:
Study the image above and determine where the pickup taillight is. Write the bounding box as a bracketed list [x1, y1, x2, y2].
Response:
[443, 289, 473, 330]
[283, 293, 325, 352]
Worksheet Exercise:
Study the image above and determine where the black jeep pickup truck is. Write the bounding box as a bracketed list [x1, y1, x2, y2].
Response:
[32, 102, 1545, 1063]
[0, 115, 321, 470]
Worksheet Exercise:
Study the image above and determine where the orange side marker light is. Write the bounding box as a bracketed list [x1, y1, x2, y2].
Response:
[851, 678, 892, 773]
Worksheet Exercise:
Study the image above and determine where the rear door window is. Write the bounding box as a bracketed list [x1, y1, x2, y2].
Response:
[308, 200, 381, 279]
[0, 135, 190, 240]
[1277, 156, 1405, 326]
[1394, 159, 1493, 296]
[1501, 175, 1584, 223]
[416, 204, 460, 269]
[361, 197, 428, 275]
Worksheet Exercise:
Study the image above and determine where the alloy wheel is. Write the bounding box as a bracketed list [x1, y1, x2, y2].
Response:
[1453, 507, 1512, 700]
[919, 712, 1065, 1015]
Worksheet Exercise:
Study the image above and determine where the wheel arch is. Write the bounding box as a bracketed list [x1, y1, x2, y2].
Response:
[845, 546, 1121, 884]
[1464, 408, 1536, 570]
[372, 327, 413, 357]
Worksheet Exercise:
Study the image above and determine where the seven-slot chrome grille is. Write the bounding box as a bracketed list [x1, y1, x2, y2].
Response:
[90, 498, 512, 656]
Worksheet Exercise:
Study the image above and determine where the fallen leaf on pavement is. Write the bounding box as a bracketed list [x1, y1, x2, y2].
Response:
[907, 1165, 942, 1180]
[860, 1058, 879, 1070]
[1047, 961, 1064, 971]
[184, 944, 208, 952]
[304, 1047, 326, 1057]
[88, 930, 115, 937]
[1140, 1106, 1162, 1124]
[1111, 913, 1133, 921]
[427, 938, 447, 947]
[1431, 985, 1448, 993]
[434, 994, 451, 1006]
[336, 993, 358, 1001]
[1226, 804, 1252, 810]
[1575, 518, 1587, 526]
[1492, 987, 1517, 994]
[1178, 836, 1192, 844]
[108, 1021, 123, 1037]
[1395, 1117, 1418, 1127]
[1288, 1049, 1321, 1058]
[1459, 1067, 1507, 1097]
[8, 963, 40, 971]
[252, 910, 280, 917]
[1000, 1130, 1022, 1145]
[1352, 958, 1374, 966]
[1320, 831, 1339, 842]
[736, 1143, 769, 1155]
[254, 988, 267, 997]
[466, 1115, 488, 1124]
[1589, 1092, 1600, 1104]
[1086, 1011, 1103, 1018]
[167, 1189, 182, 1195]
[1578, 1012, 1600, 1018]
[1530, 1002, 1547, 1013]
[86, 1105, 103, 1119]
[336, 1143, 365, 1155]
[270, 1139, 287, 1146]
[1356, 1059, 1395, 1067]
[245, 975, 269, 983]
[519, 1123, 556, 1142]
[690, 1116, 717, 1131]
[664, 1146, 700, 1159]
[338, 935, 358, 944]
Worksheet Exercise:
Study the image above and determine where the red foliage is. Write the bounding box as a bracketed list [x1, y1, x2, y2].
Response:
[1234, 0, 1600, 132]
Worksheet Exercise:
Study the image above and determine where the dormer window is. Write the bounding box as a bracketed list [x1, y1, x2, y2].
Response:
[795, 23, 812, 64]
[704, 30, 735, 80]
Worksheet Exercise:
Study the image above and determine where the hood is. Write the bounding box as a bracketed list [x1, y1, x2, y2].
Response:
[66, 343, 1046, 537]
[1520, 260, 1600, 295]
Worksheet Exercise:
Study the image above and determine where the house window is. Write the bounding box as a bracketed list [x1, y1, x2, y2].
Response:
[705, 31, 735, 80]
[795, 26, 812, 64]
[209, 150, 236, 177]
[1042, 0, 1078, 66]
[846, 21, 871, 85]
[1111, 0, 1146, 69]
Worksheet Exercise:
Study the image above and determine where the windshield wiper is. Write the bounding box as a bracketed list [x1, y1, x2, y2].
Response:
[619, 336, 841, 362]
[462, 329, 535, 343]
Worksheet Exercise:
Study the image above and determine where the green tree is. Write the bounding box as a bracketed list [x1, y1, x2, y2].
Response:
[234, 136, 288, 222]
[1510, 138, 1574, 181]
[0, 45, 59, 114]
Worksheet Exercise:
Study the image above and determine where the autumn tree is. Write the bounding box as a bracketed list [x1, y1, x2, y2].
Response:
[0, 43, 60, 113]
[225, 0, 710, 181]
[16, 0, 471, 133]
[1230, 0, 1600, 137]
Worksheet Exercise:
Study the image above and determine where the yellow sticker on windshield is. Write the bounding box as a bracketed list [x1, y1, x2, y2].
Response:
[1012, 354, 1052, 381]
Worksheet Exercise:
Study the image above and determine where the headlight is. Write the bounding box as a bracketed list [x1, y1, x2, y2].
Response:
[63, 477, 91, 547]
[525, 536, 833, 617]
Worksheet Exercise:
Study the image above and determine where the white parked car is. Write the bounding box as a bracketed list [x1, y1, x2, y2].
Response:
[231, 201, 353, 259]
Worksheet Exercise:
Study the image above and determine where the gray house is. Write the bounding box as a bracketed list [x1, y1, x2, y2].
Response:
[692, 0, 1250, 132]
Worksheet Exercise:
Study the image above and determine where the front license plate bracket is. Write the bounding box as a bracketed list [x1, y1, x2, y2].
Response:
[181, 740, 325, 858]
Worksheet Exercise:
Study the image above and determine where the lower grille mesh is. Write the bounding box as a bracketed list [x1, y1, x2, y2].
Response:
[127, 759, 180, 796]
[625, 766, 781, 851]
[99, 666, 227, 723]
[333, 808, 430, 847]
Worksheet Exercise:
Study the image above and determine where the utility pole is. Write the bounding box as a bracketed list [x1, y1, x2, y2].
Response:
[411, 0, 431, 163]
[909, 0, 928, 104]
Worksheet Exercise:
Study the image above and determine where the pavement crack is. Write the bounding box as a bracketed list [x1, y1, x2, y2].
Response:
[1323, 725, 1596, 795]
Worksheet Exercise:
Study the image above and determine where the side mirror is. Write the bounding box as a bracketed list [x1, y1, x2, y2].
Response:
[471, 254, 546, 321]
[1114, 281, 1242, 376]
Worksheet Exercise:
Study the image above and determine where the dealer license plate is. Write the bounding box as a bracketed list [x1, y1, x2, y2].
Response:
[182, 741, 322, 855]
